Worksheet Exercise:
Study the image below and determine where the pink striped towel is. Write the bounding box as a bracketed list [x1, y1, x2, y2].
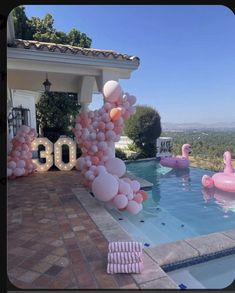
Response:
[108, 252, 142, 264]
[108, 241, 143, 252]
[107, 262, 144, 274]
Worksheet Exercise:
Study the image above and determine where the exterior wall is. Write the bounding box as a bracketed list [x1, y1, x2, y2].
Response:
[11, 90, 38, 130]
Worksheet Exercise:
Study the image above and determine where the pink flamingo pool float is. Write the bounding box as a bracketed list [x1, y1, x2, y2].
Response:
[202, 151, 235, 193]
[160, 144, 191, 169]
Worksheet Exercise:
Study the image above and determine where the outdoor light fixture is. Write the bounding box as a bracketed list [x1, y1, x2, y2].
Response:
[43, 73, 51, 92]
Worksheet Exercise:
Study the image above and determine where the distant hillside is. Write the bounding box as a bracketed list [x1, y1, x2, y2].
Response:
[162, 121, 235, 131]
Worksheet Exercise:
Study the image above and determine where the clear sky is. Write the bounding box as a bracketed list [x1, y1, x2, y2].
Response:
[24, 5, 235, 124]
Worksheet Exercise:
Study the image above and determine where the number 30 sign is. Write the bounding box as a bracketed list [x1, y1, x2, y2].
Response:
[31, 137, 77, 172]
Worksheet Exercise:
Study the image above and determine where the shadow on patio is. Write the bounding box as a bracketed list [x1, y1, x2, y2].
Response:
[7, 171, 138, 289]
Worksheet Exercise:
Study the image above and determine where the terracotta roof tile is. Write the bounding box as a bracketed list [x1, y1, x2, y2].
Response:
[10, 39, 140, 64]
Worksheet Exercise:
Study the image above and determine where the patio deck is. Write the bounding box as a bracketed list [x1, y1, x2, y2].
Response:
[7, 170, 140, 289]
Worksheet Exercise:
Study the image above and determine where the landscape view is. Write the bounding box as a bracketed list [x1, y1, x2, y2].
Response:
[162, 122, 235, 171]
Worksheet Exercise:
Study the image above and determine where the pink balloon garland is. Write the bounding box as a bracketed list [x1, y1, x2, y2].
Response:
[73, 80, 148, 214]
[7, 125, 37, 179]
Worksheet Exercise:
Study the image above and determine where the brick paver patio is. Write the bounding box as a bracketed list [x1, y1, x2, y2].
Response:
[7, 171, 139, 289]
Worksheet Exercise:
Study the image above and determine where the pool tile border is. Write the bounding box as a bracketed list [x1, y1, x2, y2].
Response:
[161, 246, 235, 272]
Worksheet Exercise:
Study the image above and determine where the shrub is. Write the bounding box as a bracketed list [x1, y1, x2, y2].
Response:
[36, 92, 80, 142]
[115, 148, 127, 160]
[124, 105, 162, 157]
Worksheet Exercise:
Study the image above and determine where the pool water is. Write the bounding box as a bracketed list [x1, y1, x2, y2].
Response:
[168, 254, 235, 289]
[107, 160, 235, 245]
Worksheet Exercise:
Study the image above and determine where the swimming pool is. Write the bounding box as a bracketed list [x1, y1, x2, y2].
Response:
[107, 159, 235, 245]
[167, 254, 235, 289]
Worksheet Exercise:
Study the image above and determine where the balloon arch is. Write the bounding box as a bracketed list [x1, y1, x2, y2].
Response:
[7, 80, 148, 215]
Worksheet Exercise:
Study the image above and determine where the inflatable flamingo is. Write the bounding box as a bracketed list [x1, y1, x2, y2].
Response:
[160, 144, 191, 169]
[202, 151, 235, 193]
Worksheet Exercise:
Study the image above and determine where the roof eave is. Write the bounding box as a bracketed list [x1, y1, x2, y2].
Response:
[7, 47, 140, 71]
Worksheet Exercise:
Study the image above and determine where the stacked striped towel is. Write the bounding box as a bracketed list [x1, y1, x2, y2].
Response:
[107, 242, 144, 274]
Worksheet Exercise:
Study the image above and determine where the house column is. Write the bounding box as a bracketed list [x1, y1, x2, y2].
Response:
[80, 102, 90, 112]
[78, 76, 95, 112]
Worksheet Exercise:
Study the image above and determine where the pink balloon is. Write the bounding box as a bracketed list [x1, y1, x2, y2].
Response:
[134, 193, 143, 204]
[105, 130, 116, 141]
[8, 161, 16, 169]
[86, 160, 92, 168]
[127, 95, 137, 106]
[130, 180, 141, 192]
[22, 144, 29, 152]
[122, 177, 132, 184]
[85, 170, 93, 180]
[75, 123, 82, 130]
[12, 151, 20, 157]
[102, 113, 110, 123]
[104, 102, 112, 110]
[16, 160, 26, 169]
[96, 165, 107, 175]
[18, 137, 25, 144]
[89, 165, 97, 173]
[103, 80, 122, 103]
[123, 101, 130, 109]
[98, 121, 106, 131]
[97, 141, 107, 151]
[14, 168, 24, 177]
[119, 180, 131, 194]
[113, 194, 128, 209]
[92, 173, 118, 202]
[90, 145, 98, 153]
[97, 132, 105, 141]
[126, 200, 141, 215]
[90, 132, 96, 140]
[76, 157, 85, 170]
[127, 192, 134, 200]
[105, 157, 126, 178]
[105, 121, 114, 130]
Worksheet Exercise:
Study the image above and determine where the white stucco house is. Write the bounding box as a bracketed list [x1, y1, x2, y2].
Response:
[7, 12, 140, 151]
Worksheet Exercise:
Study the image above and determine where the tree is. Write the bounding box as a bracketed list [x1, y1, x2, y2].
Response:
[12, 6, 92, 47]
[36, 92, 81, 142]
[12, 6, 33, 39]
[124, 105, 162, 157]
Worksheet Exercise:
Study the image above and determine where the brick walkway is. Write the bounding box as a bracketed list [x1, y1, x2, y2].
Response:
[7, 171, 139, 289]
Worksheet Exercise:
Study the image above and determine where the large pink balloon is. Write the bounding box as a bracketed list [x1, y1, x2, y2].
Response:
[92, 173, 118, 202]
[105, 157, 126, 178]
[113, 194, 128, 209]
[103, 80, 122, 103]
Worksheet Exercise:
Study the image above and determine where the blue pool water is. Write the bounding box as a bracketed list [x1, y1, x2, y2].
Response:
[168, 254, 235, 289]
[108, 160, 235, 245]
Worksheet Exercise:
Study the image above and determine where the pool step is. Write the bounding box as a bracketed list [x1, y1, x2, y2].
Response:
[124, 172, 154, 190]
[168, 270, 205, 289]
